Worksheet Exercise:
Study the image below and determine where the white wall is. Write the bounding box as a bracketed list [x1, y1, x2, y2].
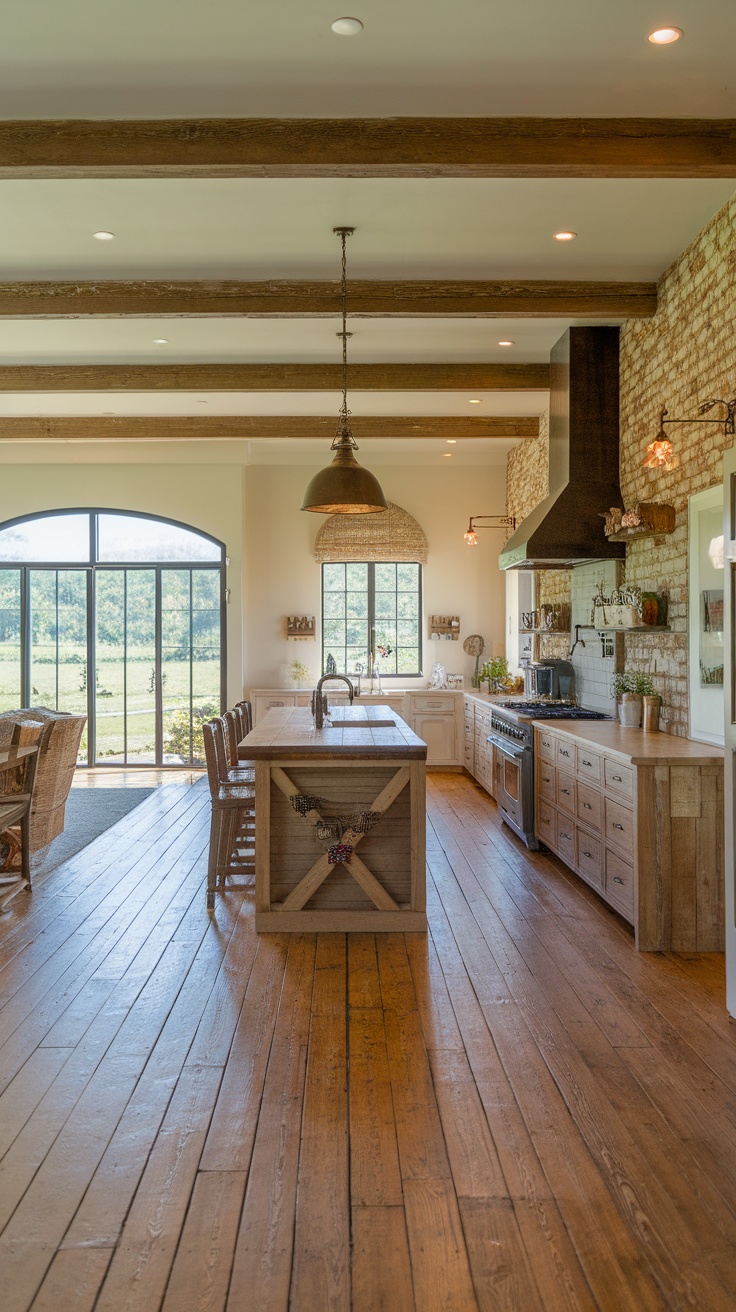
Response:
[0, 447, 509, 700]
[245, 461, 507, 690]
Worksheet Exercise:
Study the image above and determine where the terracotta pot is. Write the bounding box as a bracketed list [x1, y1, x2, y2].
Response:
[618, 693, 643, 728]
[642, 694, 661, 732]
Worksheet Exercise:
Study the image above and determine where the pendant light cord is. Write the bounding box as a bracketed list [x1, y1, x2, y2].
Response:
[333, 226, 356, 450]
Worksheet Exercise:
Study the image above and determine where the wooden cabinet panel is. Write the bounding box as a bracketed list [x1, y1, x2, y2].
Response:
[605, 796, 635, 858]
[604, 757, 634, 801]
[411, 711, 457, 765]
[556, 739, 575, 770]
[577, 829, 603, 889]
[605, 849, 635, 922]
[556, 770, 576, 816]
[413, 694, 456, 713]
[538, 730, 556, 762]
[576, 781, 602, 832]
[576, 746, 602, 783]
[538, 761, 556, 801]
[536, 798, 557, 848]
[556, 817, 575, 865]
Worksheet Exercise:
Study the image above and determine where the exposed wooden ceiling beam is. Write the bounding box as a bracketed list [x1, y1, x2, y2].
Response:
[0, 415, 539, 442]
[0, 280, 656, 319]
[0, 118, 734, 179]
[0, 363, 549, 392]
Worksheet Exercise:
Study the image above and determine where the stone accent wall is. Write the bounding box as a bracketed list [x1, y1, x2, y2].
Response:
[505, 191, 736, 734]
[505, 410, 571, 660]
[618, 191, 736, 735]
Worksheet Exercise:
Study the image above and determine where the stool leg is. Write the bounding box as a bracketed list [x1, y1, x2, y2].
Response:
[207, 807, 221, 910]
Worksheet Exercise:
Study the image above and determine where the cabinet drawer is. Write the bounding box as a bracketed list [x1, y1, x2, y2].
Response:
[537, 762, 556, 801]
[556, 816, 575, 865]
[604, 758, 634, 801]
[576, 781, 602, 832]
[605, 849, 635, 921]
[412, 694, 456, 713]
[556, 770, 576, 815]
[538, 730, 556, 762]
[576, 746, 602, 783]
[556, 739, 575, 769]
[576, 830, 603, 888]
[536, 799, 557, 848]
[605, 796, 635, 857]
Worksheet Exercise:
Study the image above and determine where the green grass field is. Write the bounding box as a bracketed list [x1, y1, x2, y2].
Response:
[0, 650, 219, 764]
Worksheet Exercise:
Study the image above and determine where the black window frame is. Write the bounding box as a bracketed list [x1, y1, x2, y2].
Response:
[321, 560, 423, 679]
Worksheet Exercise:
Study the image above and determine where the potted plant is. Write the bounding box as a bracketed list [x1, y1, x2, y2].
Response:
[611, 671, 656, 728]
[480, 655, 509, 692]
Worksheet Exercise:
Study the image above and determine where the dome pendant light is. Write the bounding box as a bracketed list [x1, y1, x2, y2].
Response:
[301, 228, 388, 515]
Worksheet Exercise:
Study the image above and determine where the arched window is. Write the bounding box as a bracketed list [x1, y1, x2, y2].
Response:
[0, 510, 225, 767]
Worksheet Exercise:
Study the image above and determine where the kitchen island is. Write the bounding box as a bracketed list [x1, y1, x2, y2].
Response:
[239, 703, 427, 932]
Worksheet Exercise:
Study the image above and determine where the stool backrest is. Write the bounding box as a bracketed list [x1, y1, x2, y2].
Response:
[202, 718, 230, 798]
[222, 708, 241, 768]
[236, 699, 253, 736]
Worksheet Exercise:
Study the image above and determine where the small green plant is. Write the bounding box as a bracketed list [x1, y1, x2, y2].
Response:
[288, 659, 310, 686]
[164, 702, 218, 762]
[480, 656, 509, 688]
[611, 671, 656, 698]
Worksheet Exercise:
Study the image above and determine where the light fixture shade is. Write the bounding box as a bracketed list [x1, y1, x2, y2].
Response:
[464, 529, 479, 546]
[301, 443, 388, 513]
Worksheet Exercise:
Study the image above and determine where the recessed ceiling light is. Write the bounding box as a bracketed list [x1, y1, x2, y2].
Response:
[446, 439, 457, 444]
[331, 17, 363, 34]
[554, 231, 577, 241]
[196, 399, 209, 405]
[152, 338, 169, 345]
[498, 339, 515, 347]
[93, 231, 115, 241]
[442, 452, 452, 457]
[648, 27, 682, 44]
[468, 398, 482, 405]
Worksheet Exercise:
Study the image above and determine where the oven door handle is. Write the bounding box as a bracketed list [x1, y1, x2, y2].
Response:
[488, 734, 526, 760]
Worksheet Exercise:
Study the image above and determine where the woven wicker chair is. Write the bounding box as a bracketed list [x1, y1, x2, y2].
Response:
[0, 721, 44, 912]
[0, 707, 86, 851]
[222, 707, 255, 784]
[236, 699, 253, 736]
[202, 718, 256, 910]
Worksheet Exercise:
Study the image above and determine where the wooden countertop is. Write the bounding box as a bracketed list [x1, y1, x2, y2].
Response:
[533, 719, 724, 766]
[239, 704, 427, 761]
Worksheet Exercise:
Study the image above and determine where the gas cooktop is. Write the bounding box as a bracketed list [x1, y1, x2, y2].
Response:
[498, 701, 611, 721]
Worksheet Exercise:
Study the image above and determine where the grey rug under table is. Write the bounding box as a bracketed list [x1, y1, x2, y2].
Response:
[31, 787, 156, 878]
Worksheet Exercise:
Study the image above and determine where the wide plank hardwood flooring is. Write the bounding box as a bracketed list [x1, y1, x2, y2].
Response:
[2, 772, 736, 1310]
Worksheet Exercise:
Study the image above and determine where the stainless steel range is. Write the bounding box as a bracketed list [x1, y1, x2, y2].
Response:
[489, 700, 611, 850]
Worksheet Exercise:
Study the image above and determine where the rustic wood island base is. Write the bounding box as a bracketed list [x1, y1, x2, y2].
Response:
[534, 720, 724, 952]
[240, 704, 427, 932]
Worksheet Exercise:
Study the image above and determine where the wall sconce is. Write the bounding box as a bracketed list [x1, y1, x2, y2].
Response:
[464, 514, 517, 545]
[643, 397, 736, 471]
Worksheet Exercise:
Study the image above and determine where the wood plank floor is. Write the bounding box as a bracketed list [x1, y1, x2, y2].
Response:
[2, 771, 736, 1310]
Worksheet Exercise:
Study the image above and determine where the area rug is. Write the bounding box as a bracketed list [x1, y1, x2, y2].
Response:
[31, 787, 155, 878]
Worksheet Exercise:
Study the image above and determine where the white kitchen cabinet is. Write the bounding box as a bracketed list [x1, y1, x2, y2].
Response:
[403, 692, 463, 767]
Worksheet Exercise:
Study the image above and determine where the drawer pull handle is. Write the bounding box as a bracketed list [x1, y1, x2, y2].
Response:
[613, 876, 625, 885]
[613, 822, 624, 831]
[561, 788, 570, 795]
[582, 758, 592, 766]
[560, 831, 572, 840]
[583, 850, 593, 859]
[612, 774, 623, 782]
[583, 802, 592, 809]
[560, 749, 569, 757]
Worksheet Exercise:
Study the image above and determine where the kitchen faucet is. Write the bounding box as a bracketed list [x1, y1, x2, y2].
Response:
[312, 674, 355, 729]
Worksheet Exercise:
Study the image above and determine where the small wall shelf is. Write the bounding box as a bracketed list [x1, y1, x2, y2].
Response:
[595, 625, 671, 634]
[429, 614, 460, 640]
[603, 501, 676, 543]
[519, 628, 571, 635]
[286, 615, 316, 641]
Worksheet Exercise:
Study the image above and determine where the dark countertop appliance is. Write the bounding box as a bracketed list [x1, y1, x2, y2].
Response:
[525, 658, 575, 701]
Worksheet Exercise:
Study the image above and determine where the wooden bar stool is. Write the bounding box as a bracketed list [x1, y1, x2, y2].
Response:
[222, 708, 255, 784]
[202, 719, 256, 910]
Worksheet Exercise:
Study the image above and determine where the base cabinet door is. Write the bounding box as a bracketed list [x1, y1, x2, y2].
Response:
[411, 711, 457, 765]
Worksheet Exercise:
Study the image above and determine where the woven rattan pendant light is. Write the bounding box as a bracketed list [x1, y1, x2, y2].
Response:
[301, 228, 388, 515]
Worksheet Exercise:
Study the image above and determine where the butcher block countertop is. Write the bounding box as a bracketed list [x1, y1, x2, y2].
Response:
[239, 704, 427, 761]
[533, 719, 724, 767]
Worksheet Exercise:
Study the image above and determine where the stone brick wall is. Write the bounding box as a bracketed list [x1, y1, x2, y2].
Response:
[618, 191, 736, 735]
[506, 410, 572, 660]
[505, 191, 736, 734]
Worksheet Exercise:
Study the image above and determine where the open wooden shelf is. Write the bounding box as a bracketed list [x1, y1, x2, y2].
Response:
[595, 625, 671, 634]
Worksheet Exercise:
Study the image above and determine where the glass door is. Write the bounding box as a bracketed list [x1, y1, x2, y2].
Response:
[0, 569, 22, 713]
[28, 569, 89, 762]
[95, 569, 156, 765]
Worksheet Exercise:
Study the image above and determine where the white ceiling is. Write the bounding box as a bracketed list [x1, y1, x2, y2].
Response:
[0, 0, 733, 117]
[0, 179, 732, 283]
[0, 1, 733, 463]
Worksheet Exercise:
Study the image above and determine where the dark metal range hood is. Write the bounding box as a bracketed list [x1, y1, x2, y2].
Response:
[499, 327, 626, 570]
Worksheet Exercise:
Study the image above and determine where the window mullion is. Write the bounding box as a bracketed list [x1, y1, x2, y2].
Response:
[368, 562, 376, 665]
